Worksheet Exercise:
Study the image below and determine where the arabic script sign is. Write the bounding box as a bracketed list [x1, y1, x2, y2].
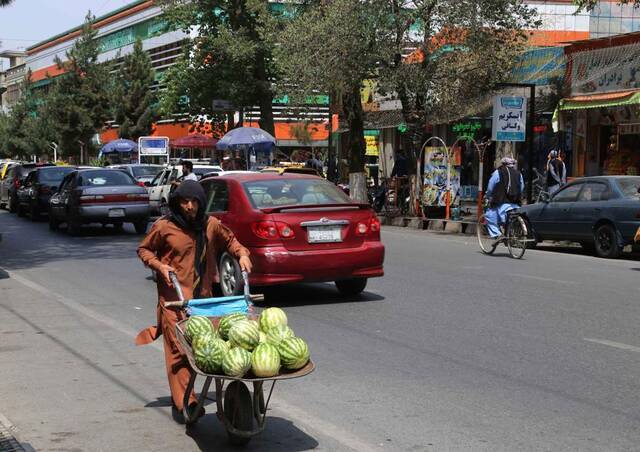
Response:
[568, 43, 640, 95]
[492, 96, 527, 142]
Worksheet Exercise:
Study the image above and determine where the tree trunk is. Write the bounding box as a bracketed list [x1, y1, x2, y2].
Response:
[343, 83, 367, 202]
[255, 50, 275, 137]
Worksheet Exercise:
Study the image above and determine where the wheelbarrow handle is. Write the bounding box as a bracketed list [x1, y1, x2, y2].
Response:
[169, 271, 185, 302]
[164, 300, 187, 308]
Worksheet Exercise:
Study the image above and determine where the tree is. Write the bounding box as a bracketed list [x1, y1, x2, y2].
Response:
[113, 37, 157, 141]
[159, 0, 286, 136]
[279, 0, 538, 201]
[47, 12, 111, 160]
[0, 0, 15, 6]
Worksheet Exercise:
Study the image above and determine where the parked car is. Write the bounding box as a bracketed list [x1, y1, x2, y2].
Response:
[109, 164, 164, 186]
[0, 160, 20, 180]
[0, 163, 55, 212]
[260, 165, 322, 177]
[16, 166, 77, 220]
[48, 168, 150, 235]
[199, 173, 385, 296]
[148, 164, 223, 215]
[520, 176, 640, 258]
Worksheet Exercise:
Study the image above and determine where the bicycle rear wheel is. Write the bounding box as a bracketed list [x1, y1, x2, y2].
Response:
[477, 214, 497, 255]
[507, 215, 528, 259]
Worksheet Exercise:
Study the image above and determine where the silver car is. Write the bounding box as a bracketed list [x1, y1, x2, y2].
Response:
[48, 169, 150, 235]
[109, 164, 164, 186]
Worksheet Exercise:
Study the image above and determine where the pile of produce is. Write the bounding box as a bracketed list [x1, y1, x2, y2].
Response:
[184, 307, 310, 378]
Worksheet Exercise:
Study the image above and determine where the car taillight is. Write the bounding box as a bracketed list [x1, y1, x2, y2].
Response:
[80, 195, 105, 203]
[252, 220, 295, 240]
[13, 177, 20, 188]
[356, 217, 381, 236]
[127, 193, 149, 200]
[137, 181, 146, 188]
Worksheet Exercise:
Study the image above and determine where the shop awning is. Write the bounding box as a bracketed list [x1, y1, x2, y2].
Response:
[559, 90, 640, 111]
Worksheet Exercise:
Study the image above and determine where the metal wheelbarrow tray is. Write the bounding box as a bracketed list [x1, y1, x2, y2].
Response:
[174, 317, 315, 446]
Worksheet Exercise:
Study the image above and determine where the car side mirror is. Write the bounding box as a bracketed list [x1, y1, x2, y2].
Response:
[144, 181, 151, 187]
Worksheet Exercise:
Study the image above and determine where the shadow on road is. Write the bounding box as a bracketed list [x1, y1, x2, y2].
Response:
[186, 415, 319, 451]
[257, 282, 385, 307]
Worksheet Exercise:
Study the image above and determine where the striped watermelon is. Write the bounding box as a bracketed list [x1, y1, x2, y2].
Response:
[194, 338, 228, 374]
[191, 333, 215, 351]
[229, 320, 260, 351]
[251, 343, 281, 377]
[259, 307, 288, 332]
[184, 316, 215, 343]
[222, 347, 252, 377]
[266, 325, 295, 346]
[259, 331, 267, 343]
[218, 312, 247, 340]
[278, 337, 310, 370]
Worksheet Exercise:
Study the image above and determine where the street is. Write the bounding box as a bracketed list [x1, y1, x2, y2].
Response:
[2, 211, 640, 451]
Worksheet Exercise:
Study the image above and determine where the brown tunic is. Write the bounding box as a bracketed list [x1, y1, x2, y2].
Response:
[136, 216, 249, 410]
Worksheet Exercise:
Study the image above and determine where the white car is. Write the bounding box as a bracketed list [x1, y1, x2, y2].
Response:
[148, 164, 223, 215]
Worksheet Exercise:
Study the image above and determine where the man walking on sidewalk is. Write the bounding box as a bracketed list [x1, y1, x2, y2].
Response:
[136, 180, 252, 421]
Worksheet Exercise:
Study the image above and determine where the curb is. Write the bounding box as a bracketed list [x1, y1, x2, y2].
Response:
[0, 413, 26, 452]
[380, 215, 477, 235]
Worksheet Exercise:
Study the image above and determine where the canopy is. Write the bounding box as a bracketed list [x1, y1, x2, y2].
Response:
[558, 90, 640, 111]
[99, 138, 137, 155]
[217, 126, 276, 152]
[172, 133, 218, 149]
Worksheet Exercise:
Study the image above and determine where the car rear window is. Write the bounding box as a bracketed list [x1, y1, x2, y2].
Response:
[39, 167, 75, 185]
[132, 165, 163, 177]
[615, 177, 640, 199]
[194, 167, 222, 179]
[243, 178, 351, 208]
[78, 170, 135, 186]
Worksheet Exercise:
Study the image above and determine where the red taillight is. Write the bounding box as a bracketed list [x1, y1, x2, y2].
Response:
[137, 181, 146, 188]
[356, 217, 381, 237]
[252, 220, 295, 240]
[80, 195, 105, 203]
[370, 216, 381, 232]
[13, 177, 20, 188]
[356, 222, 369, 235]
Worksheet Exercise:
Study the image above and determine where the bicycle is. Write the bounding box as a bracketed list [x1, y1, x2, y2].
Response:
[477, 207, 531, 259]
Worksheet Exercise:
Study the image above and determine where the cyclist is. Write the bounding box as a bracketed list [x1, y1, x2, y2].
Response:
[546, 150, 566, 195]
[485, 156, 525, 242]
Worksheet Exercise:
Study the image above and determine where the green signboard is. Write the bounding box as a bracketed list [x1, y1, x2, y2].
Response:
[99, 17, 169, 53]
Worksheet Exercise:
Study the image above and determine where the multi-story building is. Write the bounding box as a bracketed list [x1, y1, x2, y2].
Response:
[0, 50, 27, 112]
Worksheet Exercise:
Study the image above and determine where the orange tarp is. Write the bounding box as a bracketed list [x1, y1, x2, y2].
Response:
[528, 30, 589, 47]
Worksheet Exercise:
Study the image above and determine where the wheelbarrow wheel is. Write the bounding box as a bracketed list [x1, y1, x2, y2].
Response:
[223, 381, 253, 446]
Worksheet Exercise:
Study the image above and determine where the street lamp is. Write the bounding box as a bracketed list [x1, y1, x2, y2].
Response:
[49, 142, 58, 163]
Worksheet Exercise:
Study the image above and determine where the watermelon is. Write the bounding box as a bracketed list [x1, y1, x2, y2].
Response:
[218, 312, 247, 340]
[229, 320, 260, 351]
[259, 331, 267, 343]
[184, 316, 215, 343]
[278, 337, 310, 370]
[194, 338, 228, 374]
[266, 324, 295, 346]
[222, 347, 252, 377]
[259, 307, 288, 332]
[251, 343, 281, 377]
[191, 333, 215, 351]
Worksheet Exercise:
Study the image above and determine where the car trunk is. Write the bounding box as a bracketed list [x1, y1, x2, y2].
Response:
[265, 205, 374, 252]
[78, 185, 147, 204]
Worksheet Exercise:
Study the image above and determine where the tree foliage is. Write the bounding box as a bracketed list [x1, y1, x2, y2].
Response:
[113, 37, 157, 141]
[158, 0, 289, 135]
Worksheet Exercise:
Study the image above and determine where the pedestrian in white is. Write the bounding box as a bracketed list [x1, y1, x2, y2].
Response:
[182, 160, 198, 181]
[546, 150, 566, 195]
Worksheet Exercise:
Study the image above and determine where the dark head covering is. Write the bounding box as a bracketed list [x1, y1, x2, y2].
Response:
[168, 180, 208, 298]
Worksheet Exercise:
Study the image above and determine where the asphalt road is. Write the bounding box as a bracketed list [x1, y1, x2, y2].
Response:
[2, 211, 640, 451]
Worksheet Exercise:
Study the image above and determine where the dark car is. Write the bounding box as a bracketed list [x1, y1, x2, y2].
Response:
[0, 163, 55, 213]
[16, 166, 77, 220]
[520, 176, 640, 258]
[199, 173, 384, 296]
[48, 169, 150, 235]
[110, 164, 164, 186]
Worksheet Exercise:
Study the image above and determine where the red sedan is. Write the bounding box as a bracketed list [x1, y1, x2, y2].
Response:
[200, 173, 384, 296]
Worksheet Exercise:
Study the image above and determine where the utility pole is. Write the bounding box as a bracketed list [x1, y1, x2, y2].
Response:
[49, 142, 58, 163]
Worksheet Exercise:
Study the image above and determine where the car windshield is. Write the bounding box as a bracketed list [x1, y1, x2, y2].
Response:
[615, 177, 640, 199]
[39, 167, 75, 185]
[78, 170, 135, 186]
[243, 178, 351, 208]
[132, 165, 163, 177]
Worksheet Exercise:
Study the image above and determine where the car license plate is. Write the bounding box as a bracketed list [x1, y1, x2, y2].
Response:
[108, 208, 125, 218]
[307, 226, 342, 243]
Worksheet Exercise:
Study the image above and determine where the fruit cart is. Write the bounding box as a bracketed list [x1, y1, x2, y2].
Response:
[165, 272, 315, 445]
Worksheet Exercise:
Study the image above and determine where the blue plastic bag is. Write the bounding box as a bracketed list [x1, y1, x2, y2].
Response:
[185, 295, 249, 317]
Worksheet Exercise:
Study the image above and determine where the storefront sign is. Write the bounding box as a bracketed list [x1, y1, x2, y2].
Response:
[567, 42, 640, 96]
[492, 96, 527, 142]
[138, 136, 169, 156]
[618, 123, 640, 135]
[510, 47, 565, 86]
[364, 130, 380, 156]
[452, 121, 481, 140]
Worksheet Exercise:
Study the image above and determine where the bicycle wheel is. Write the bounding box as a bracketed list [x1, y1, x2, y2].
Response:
[506, 214, 528, 259]
[477, 214, 497, 255]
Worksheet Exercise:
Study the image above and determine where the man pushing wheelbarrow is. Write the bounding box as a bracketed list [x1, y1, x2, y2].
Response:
[136, 180, 252, 422]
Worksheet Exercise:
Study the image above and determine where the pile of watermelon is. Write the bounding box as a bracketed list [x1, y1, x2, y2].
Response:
[183, 307, 310, 378]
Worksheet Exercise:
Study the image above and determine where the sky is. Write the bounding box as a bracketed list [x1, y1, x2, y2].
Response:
[0, 0, 136, 60]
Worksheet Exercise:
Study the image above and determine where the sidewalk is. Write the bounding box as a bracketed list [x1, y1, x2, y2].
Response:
[380, 215, 478, 235]
[0, 413, 28, 452]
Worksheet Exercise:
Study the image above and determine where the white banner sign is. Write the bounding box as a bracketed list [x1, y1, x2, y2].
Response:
[492, 96, 527, 142]
[138, 136, 169, 156]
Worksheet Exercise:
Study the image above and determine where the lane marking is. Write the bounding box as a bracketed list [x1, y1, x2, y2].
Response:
[512, 273, 577, 285]
[584, 338, 640, 353]
[2, 268, 375, 451]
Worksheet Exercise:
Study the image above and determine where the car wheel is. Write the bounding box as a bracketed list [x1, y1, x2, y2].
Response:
[594, 224, 622, 259]
[219, 252, 243, 296]
[134, 220, 148, 234]
[16, 202, 26, 217]
[67, 217, 82, 236]
[30, 203, 40, 221]
[160, 199, 170, 216]
[49, 213, 59, 231]
[335, 278, 368, 296]
[9, 194, 18, 213]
